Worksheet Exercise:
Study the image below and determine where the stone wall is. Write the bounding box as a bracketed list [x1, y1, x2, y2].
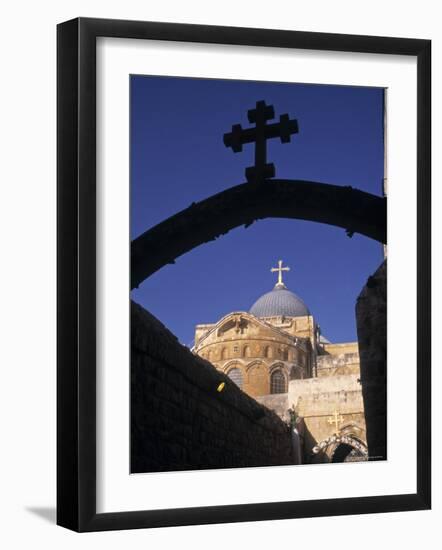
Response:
[316, 352, 360, 377]
[288, 375, 366, 457]
[356, 260, 387, 461]
[256, 394, 289, 422]
[131, 301, 295, 473]
[322, 342, 359, 356]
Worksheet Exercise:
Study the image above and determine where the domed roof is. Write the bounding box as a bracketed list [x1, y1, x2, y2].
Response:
[250, 283, 310, 318]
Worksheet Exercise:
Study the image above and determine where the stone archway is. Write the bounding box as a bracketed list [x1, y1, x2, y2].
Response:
[312, 434, 368, 463]
[131, 179, 386, 289]
[331, 439, 368, 463]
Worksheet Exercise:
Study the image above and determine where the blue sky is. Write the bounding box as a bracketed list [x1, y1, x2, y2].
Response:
[130, 75, 384, 346]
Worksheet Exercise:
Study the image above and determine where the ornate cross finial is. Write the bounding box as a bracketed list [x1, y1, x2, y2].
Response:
[271, 260, 290, 288]
[327, 410, 345, 433]
[223, 100, 298, 184]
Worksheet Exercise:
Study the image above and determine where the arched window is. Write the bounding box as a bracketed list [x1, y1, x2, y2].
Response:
[270, 370, 286, 394]
[227, 367, 243, 389]
[221, 347, 228, 360]
[243, 345, 251, 358]
[265, 346, 273, 359]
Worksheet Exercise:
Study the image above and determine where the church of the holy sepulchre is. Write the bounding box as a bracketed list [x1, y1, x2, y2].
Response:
[193, 260, 368, 464]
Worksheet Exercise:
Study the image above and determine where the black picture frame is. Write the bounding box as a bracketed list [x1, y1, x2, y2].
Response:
[57, 17, 431, 532]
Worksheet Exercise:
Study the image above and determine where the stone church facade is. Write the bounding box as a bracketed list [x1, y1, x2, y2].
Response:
[193, 261, 368, 464]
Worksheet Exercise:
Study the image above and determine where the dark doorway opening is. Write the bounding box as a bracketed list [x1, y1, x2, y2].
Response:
[332, 443, 361, 463]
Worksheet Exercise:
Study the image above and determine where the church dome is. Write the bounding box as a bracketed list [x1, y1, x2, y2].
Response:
[250, 284, 310, 318]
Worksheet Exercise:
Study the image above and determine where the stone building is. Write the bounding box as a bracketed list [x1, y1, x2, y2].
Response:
[193, 261, 368, 464]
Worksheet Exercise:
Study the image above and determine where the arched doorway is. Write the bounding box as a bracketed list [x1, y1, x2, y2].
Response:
[331, 442, 367, 463]
[312, 433, 368, 463]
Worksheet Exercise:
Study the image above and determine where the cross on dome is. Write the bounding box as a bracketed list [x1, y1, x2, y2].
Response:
[250, 260, 309, 317]
[271, 260, 290, 289]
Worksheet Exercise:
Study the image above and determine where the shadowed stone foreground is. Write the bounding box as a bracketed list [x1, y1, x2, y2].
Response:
[131, 301, 295, 473]
[356, 260, 387, 460]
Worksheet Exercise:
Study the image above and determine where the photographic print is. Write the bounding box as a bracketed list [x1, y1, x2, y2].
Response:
[130, 75, 387, 474]
[57, 18, 431, 531]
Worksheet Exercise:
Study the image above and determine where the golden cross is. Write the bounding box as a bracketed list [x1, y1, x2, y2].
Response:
[271, 260, 290, 286]
[327, 410, 344, 432]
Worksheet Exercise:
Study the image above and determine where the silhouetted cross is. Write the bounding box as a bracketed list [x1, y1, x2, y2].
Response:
[223, 100, 298, 184]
